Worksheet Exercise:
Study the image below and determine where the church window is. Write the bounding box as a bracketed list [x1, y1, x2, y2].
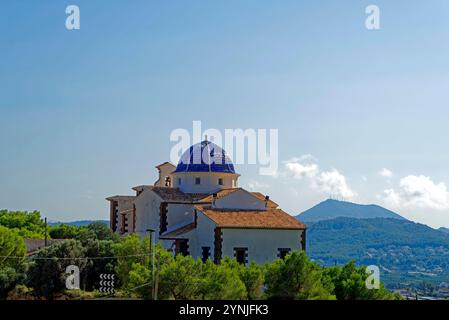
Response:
[278, 248, 291, 259]
[233, 247, 248, 265]
[178, 178, 181, 185]
[195, 177, 201, 185]
[201, 246, 211, 262]
[218, 178, 223, 185]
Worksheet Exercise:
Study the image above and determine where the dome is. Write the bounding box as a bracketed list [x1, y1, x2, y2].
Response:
[174, 140, 236, 174]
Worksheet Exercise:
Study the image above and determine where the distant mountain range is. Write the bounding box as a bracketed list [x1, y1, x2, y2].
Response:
[307, 217, 449, 288]
[296, 199, 405, 222]
[48, 220, 109, 227]
[296, 199, 449, 289]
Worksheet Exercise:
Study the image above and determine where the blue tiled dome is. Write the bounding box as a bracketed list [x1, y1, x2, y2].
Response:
[174, 140, 235, 174]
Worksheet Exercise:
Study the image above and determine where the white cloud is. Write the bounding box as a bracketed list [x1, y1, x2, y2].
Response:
[285, 162, 319, 179]
[315, 169, 356, 199]
[247, 181, 270, 190]
[382, 175, 449, 210]
[284, 156, 356, 199]
[285, 154, 318, 163]
[379, 168, 393, 178]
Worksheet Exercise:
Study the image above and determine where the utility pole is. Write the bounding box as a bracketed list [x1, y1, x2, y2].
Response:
[44, 217, 48, 247]
[146, 228, 156, 298]
[153, 252, 161, 300]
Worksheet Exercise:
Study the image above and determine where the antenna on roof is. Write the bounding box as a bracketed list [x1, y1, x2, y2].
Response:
[212, 193, 217, 207]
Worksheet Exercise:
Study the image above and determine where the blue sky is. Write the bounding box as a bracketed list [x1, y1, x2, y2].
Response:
[1, 1, 449, 227]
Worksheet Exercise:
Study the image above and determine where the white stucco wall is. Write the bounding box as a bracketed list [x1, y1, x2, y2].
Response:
[221, 228, 303, 264]
[154, 163, 176, 187]
[133, 189, 162, 237]
[172, 172, 239, 194]
[166, 203, 195, 232]
[184, 211, 217, 260]
[114, 198, 135, 234]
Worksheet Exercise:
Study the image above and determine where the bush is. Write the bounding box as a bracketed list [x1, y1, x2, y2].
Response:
[265, 251, 335, 300]
[323, 261, 401, 300]
[6, 285, 35, 300]
[49, 224, 83, 239]
[82, 239, 117, 291]
[0, 210, 45, 239]
[0, 225, 26, 268]
[0, 266, 26, 298]
[113, 234, 150, 287]
[27, 240, 86, 297]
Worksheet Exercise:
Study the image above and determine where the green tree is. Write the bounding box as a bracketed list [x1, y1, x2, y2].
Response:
[49, 224, 84, 239]
[199, 258, 247, 300]
[27, 240, 86, 297]
[76, 222, 119, 245]
[159, 254, 202, 299]
[0, 225, 26, 268]
[0, 266, 26, 298]
[0, 226, 27, 298]
[82, 239, 117, 291]
[127, 262, 153, 299]
[113, 234, 149, 287]
[238, 262, 265, 300]
[127, 245, 173, 299]
[323, 261, 400, 300]
[265, 251, 335, 300]
[0, 210, 45, 238]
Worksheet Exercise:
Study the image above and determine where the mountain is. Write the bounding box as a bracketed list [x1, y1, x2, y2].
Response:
[296, 199, 406, 223]
[439, 227, 449, 234]
[48, 220, 109, 227]
[307, 217, 449, 288]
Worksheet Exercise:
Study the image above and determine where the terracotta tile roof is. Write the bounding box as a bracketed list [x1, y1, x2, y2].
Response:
[251, 192, 278, 208]
[132, 185, 152, 191]
[106, 195, 136, 201]
[195, 205, 307, 230]
[155, 162, 176, 169]
[160, 222, 196, 238]
[150, 187, 209, 203]
[199, 188, 241, 202]
[199, 188, 279, 209]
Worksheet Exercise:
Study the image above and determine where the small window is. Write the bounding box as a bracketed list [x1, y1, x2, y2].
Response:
[218, 178, 223, 185]
[278, 248, 291, 260]
[234, 247, 248, 265]
[195, 177, 201, 185]
[201, 247, 211, 262]
[178, 178, 181, 185]
[176, 239, 189, 256]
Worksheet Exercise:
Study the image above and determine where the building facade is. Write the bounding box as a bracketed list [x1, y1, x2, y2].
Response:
[106, 140, 307, 264]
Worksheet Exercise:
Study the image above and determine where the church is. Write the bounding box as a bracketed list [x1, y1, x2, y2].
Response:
[106, 140, 307, 264]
